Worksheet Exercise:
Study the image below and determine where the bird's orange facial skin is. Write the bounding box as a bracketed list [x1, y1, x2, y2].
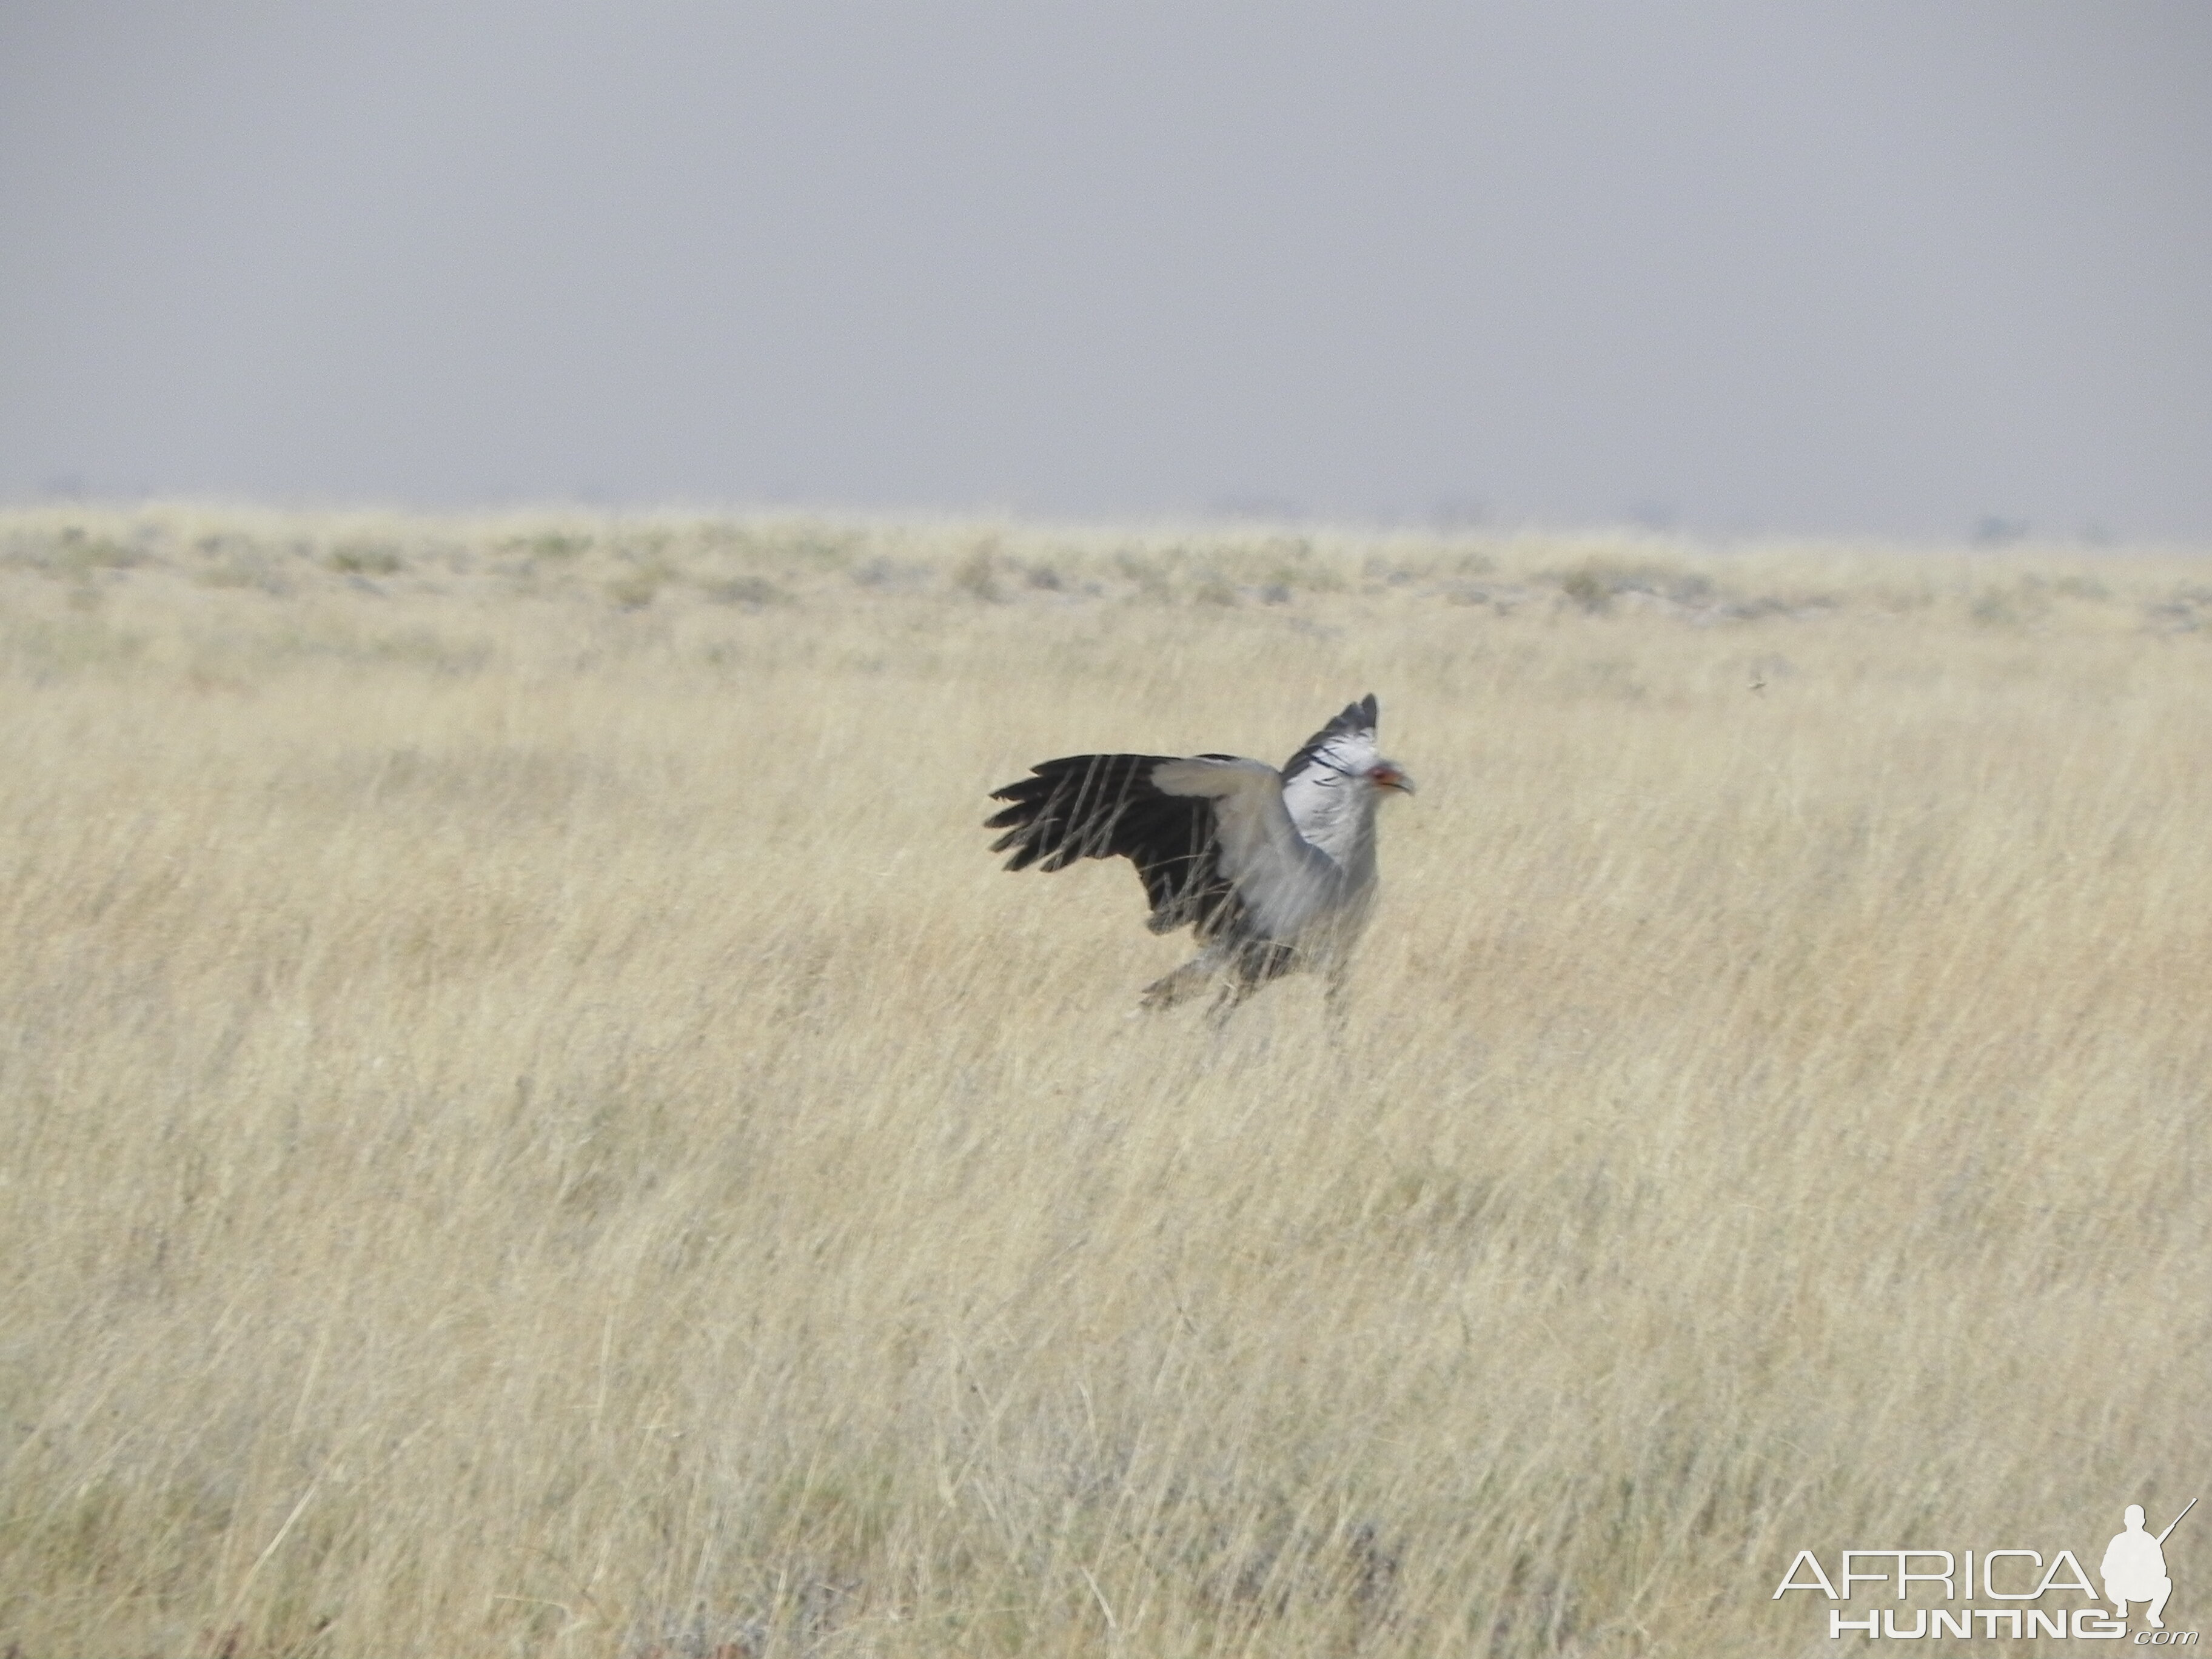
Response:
[1370, 765, 1415, 795]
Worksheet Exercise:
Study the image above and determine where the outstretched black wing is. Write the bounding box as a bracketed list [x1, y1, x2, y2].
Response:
[986, 753, 1244, 939]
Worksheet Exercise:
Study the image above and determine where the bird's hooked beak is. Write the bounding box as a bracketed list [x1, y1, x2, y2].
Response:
[1370, 763, 1416, 796]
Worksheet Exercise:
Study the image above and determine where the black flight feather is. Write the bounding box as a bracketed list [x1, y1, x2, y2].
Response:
[985, 753, 1244, 939]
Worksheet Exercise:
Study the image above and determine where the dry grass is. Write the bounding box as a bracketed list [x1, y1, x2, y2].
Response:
[2, 504, 2208, 1657]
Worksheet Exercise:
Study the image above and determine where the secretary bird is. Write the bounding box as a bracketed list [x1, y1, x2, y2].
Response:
[985, 695, 1414, 1018]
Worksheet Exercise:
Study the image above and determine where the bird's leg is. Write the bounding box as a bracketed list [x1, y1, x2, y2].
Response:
[1205, 976, 1255, 1030]
[1139, 958, 1212, 1012]
[1322, 967, 1353, 1045]
[1208, 941, 1295, 1029]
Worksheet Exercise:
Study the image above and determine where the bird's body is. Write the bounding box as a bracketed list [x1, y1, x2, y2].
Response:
[985, 695, 1413, 1016]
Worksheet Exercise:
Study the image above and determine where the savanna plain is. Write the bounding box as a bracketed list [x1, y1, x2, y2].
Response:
[2, 507, 2207, 1658]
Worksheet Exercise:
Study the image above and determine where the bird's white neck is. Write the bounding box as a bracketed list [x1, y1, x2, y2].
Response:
[1298, 783, 1382, 876]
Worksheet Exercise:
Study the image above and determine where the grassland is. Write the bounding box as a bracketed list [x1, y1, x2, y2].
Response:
[1, 504, 2207, 1657]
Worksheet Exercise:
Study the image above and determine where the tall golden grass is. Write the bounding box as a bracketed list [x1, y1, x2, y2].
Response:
[2, 505, 2207, 1657]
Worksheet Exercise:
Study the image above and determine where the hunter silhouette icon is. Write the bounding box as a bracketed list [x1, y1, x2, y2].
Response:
[2105, 1500, 2194, 1629]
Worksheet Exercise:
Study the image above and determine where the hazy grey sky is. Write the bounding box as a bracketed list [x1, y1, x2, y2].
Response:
[3, 3, 2208, 537]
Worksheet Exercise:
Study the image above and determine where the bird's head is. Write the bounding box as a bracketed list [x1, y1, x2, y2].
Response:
[1366, 759, 1416, 797]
